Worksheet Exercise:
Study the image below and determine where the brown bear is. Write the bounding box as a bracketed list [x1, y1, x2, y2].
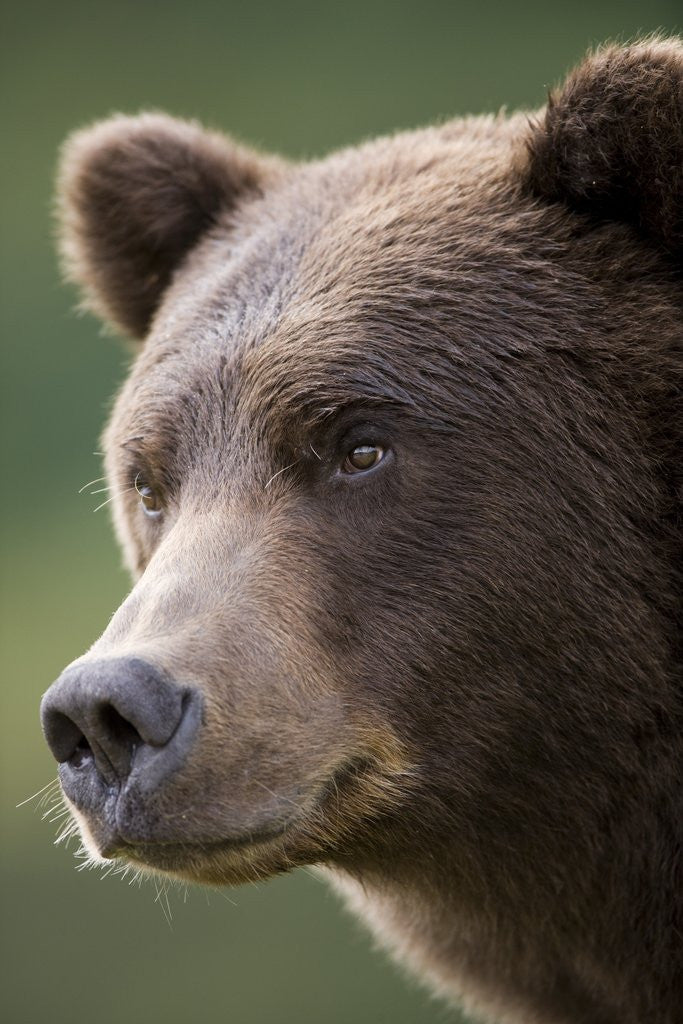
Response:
[41, 38, 682, 1024]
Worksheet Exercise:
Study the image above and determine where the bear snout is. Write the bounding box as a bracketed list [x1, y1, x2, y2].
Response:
[41, 656, 203, 841]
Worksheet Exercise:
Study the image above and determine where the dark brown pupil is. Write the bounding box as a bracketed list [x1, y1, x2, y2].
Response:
[136, 479, 160, 513]
[347, 445, 382, 471]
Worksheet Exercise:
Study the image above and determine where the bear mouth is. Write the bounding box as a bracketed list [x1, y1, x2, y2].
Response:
[105, 820, 295, 873]
[72, 755, 379, 881]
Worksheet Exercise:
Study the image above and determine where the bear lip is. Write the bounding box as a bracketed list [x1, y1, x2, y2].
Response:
[100, 819, 292, 864]
[90, 753, 377, 870]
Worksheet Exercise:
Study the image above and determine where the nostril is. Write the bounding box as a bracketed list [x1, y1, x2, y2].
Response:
[43, 709, 96, 770]
[45, 709, 86, 764]
[44, 702, 143, 782]
[70, 734, 93, 770]
[98, 704, 141, 757]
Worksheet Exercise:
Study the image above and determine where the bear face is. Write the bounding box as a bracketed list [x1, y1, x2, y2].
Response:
[42, 39, 682, 1024]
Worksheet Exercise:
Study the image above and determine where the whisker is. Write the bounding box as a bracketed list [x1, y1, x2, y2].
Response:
[93, 486, 134, 512]
[93, 495, 118, 512]
[78, 476, 107, 493]
[265, 459, 300, 490]
[253, 778, 306, 814]
[213, 887, 238, 907]
[16, 778, 60, 808]
[42, 801, 64, 821]
[154, 880, 174, 929]
[46, 807, 71, 824]
[55, 820, 80, 846]
[37, 788, 60, 811]
[163, 887, 173, 925]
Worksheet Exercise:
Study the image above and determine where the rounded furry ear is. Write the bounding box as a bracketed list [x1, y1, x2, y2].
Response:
[57, 113, 285, 339]
[525, 38, 683, 257]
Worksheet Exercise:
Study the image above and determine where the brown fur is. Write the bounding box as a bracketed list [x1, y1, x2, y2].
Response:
[48, 39, 682, 1024]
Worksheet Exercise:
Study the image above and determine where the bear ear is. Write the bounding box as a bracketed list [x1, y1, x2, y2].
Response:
[57, 113, 285, 339]
[525, 38, 683, 257]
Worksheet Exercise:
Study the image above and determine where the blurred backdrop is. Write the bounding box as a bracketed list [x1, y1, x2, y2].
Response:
[2, 2, 679, 1022]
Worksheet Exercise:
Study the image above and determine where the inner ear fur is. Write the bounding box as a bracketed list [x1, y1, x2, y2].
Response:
[57, 113, 285, 339]
[525, 38, 683, 258]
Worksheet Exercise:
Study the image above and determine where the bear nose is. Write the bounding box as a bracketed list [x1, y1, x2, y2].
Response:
[41, 657, 192, 784]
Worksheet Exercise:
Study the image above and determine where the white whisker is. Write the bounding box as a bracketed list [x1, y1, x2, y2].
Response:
[154, 880, 174, 929]
[78, 476, 107, 493]
[16, 778, 60, 808]
[93, 486, 134, 512]
[265, 459, 300, 490]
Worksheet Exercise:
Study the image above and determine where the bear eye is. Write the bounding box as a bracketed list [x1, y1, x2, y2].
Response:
[134, 474, 162, 518]
[343, 444, 385, 474]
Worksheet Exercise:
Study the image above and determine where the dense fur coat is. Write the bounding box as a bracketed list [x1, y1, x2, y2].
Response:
[42, 40, 682, 1024]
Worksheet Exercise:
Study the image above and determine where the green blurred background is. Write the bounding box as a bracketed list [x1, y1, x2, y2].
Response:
[2, 2, 679, 1022]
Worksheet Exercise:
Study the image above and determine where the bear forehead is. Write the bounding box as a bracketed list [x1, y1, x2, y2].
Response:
[124, 114, 566, 437]
[150, 116, 530, 354]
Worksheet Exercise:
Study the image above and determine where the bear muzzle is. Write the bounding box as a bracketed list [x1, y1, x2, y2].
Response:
[40, 656, 204, 855]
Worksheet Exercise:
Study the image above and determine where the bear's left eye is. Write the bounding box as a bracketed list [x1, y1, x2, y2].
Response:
[134, 474, 163, 518]
[343, 444, 385, 474]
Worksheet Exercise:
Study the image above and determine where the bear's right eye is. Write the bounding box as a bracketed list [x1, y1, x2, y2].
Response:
[134, 474, 163, 519]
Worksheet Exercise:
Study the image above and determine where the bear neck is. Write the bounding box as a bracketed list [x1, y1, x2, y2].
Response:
[322, 758, 682, 1024]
